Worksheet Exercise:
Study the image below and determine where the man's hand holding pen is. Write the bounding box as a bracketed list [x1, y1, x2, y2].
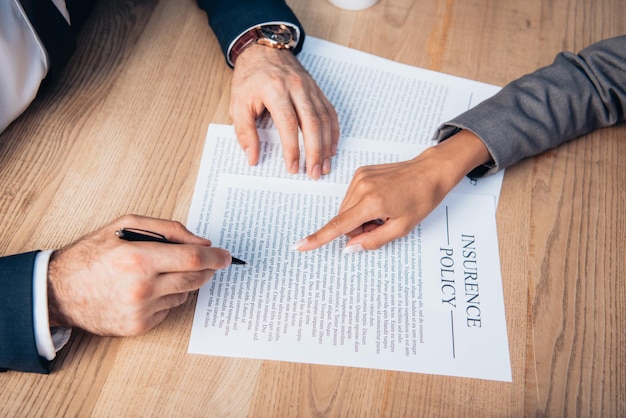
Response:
[46, 215, 234, 336]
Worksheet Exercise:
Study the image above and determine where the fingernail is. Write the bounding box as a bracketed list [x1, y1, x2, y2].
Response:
[290, 160, 299, 174]
[311, 164, 321, 179]
[322, 158, 331, 174]
[245, 148, 254, 165]
[291, 239, 307, 251]
[342, 244, 364, 255]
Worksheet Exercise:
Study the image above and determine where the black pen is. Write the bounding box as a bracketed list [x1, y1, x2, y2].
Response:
[115, 227, 247, 265]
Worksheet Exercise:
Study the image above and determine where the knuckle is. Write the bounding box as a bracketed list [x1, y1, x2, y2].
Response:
[266, 73, 289, 93]
[117, 213, 141, 226]
[172, 291, 189, 306]
[326, 217, 344, 233]
[126, 279, 154, 304]
[125, 320, 150, 336]
[328, 104, 339, 121]
[363, 236, 384, 250]
[353, 179, 376, 197]
[182, 248, 204, 270]
[306, 117, 321, 132]
[121, 311, 150, 336]
[280, 113, 299, 132]
[181, 272, 205, 291]
[318, 111, 332, 127]
[123, 323, 141, 336]
[117, 250, 148, 272]
[285, 72, 306, 90]
[171, 220, 188, 235]
[366, 193, 386, 209]
[352, 166, 371, 181]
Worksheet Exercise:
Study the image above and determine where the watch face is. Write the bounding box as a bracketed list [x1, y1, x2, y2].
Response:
[259, 25, 294, 45]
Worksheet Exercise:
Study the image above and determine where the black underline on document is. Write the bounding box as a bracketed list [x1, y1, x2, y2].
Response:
[450, 311, 456, 359]
[445, 206, 450, 245]
[445, 205, 455, 358]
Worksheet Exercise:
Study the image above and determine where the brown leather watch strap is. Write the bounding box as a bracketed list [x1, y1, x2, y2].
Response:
[230, 28, 262, 65]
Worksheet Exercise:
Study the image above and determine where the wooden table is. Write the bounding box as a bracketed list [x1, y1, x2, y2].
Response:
[1, 0, 624, 415]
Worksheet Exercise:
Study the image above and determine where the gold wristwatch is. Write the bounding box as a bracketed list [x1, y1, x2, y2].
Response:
[229, 24, 299, 66]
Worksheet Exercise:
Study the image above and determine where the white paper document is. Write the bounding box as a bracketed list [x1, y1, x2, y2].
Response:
[187, 37, 511, 381]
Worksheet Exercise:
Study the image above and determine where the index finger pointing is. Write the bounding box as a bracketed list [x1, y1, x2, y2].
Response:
[292, 208, 374, 252]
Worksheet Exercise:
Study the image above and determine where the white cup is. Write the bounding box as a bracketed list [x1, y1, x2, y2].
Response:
[327, 0, 379, 11]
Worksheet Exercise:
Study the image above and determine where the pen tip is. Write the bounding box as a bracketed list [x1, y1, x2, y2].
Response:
[231, 257, 247, 265]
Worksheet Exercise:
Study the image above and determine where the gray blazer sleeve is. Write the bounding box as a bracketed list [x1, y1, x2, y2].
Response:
[434, 35, 626, 176]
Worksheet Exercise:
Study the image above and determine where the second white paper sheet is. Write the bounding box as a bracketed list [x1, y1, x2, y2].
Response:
[188, 35, 511, 381]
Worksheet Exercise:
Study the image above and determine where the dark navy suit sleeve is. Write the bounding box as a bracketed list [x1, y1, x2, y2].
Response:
[195, 0, 305, 63]
[0, 251, 51, 373]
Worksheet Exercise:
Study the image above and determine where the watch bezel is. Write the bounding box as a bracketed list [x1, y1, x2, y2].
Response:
[257, 24, 297, 49]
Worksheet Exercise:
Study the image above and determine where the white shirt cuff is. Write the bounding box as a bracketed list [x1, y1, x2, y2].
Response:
[33, 250, 71, 361]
